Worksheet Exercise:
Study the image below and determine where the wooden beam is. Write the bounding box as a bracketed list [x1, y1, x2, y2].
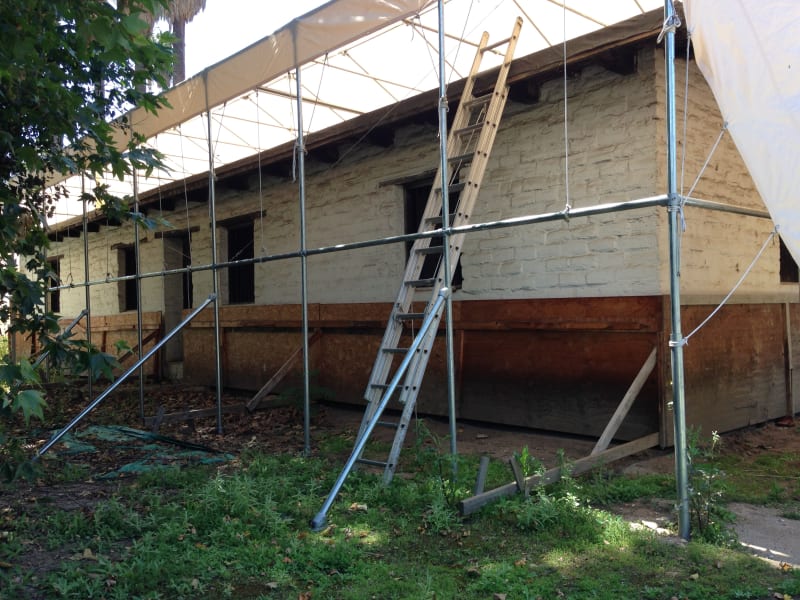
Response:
[117, 328, 162, 366]
[459, 432, 659, 516]
[246, 329, 323, 411]
[591, 346, 657, 455]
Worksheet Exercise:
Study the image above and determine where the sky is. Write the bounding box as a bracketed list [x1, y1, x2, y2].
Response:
[183, 0, 328, 77]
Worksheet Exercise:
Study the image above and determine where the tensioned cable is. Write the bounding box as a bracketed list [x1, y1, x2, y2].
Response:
[685, 124, 727, 201]
[677, 121, 728, 243]
[178, 124, 194, 263]
[679, 31, 691, 198]
[255, 89, 267, 255]
[288, 72, 303, 182]
[304, 53, 329, 134]
[445, 0, 476, 87]
[512, 0, 549, 46]
[674, 227, 778, 346]
[151, 135, 169, 269]
[562, 1, 571, 214]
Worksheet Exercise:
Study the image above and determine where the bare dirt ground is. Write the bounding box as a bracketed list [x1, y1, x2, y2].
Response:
[6, 382, 800, 570]
[620, 422, 800, 567]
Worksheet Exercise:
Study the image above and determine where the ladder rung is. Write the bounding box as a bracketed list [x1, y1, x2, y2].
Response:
[434, 182, 467, 195]
[370, 383, 390, 390]
[464, 94, 492, 109]
[453, 123, 484, 137]
[381, 347, 408, 354]
[424, 212, 456, 226]
[448, 152, 475, 164]
[405, 278, 436, 288]
[356, 458, 388, 468]
[377, 420, 399, 429]
[481, 36, 512, 53]
[416, 246, 443, 256]
[396, 312, 425, 321]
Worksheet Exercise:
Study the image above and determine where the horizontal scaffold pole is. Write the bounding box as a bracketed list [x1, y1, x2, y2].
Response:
[48, 192, 772, 295]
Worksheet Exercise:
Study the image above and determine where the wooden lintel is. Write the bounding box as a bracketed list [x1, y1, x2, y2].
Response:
[591, 346, 657, 455]
[459, 432, 659, 516]
[246, 329, 323, 411]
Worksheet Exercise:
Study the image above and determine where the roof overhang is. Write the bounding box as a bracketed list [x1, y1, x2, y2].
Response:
[48, 0, 665, 233]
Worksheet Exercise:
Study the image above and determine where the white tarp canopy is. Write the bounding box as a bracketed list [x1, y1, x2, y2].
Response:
[51, 0, 663, 223]
[686, 0, 800, 263]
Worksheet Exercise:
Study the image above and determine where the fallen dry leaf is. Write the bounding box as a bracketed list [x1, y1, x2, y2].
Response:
[348, 502, 368, 512]
[689, 573, 699, 581]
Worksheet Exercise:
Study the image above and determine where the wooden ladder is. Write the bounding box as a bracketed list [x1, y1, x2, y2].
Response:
[356, 18, 523, 484]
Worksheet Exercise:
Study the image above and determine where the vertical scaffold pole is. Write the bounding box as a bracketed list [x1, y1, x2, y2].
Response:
[132, 168, 145, 422]
[664, 0, 690, 540]
[295, 63, 312, 456]
[81, 176, 93, 401]
[437, 0, 459, 466]
[205, 75, 224, 434]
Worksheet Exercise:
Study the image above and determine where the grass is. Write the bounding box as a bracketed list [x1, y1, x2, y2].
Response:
[2, 428, 800, 599]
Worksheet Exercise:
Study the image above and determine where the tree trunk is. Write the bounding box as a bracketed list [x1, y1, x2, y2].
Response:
[172, 18, 186, 84]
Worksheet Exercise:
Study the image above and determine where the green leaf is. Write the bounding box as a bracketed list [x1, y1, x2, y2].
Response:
[19, 358, 40, 386]
[13, 389, 47, 424]
[122, 14, 150, 35]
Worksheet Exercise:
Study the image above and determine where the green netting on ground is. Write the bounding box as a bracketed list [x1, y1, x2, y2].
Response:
[50, 425, 234, 477]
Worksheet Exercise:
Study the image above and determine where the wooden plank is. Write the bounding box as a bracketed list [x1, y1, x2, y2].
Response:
[784, 302, 794, 417]
[474, 455, 490, 496]
[509, 456, 528, 495]
[246, 329, 322, 411]
[117, 327, 161, 366]
[459, 432, 659, 516]
[591, 346, 657, 455]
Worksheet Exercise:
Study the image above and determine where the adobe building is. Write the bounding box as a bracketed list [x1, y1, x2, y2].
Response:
[31, 9, 799, 447]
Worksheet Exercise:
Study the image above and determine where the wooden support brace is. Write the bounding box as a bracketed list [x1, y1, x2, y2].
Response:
[459, 432, 659, 516]
[591, 346, 657, 455]
[509, 455, 528, 495]
[474, 455, 490, 496]
[246, 329, 323, 412]
[117, 328, 161, 366]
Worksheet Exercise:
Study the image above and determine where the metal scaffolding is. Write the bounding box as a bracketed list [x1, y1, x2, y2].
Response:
[34, 0, 781, 541]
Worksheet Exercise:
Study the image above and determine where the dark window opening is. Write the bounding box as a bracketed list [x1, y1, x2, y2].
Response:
[119, 246, 138, 311]
[46, 258, 60, 314]
[227, 222, 254, 304]
[780, 237, 799, 283]
[182, 235, 193, 309]
[404, 178, 463, 287]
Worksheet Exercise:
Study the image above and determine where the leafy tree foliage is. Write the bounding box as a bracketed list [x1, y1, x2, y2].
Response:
[0, 0, 173, 478]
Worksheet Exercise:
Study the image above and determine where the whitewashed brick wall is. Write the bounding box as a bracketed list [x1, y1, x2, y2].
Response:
[654, 51, 789, 303]
[44, 45, 785, 315]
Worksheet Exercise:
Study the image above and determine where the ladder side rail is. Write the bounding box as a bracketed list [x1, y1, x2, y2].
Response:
[383, 325, 442, 483]
[311, 288, 451, 531]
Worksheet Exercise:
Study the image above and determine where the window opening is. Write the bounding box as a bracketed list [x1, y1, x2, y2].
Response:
[181, 234, 193, 309]
[227, 222, 255, 304]
[780, 237, 799, 283]
[119, 246, 138, 311]
[46, 257, 61, 314]
[404, 178, 463, 287]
